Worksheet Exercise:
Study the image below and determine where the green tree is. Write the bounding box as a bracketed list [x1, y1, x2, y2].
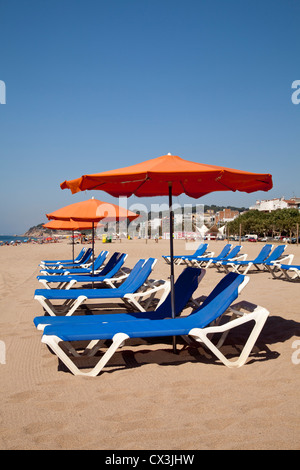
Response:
[227, 209, 300, 237]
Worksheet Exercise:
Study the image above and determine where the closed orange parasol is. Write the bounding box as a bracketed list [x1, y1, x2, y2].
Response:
[61, 153, 273, 351]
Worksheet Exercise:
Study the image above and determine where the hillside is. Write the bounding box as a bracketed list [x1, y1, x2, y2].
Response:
[23, 223, 52, 238]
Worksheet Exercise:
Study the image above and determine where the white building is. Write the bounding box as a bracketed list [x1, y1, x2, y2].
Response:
[250, 197, 300, 212]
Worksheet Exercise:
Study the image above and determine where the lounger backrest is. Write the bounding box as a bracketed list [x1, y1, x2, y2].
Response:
[194, 243, 208, 257]
[156, 267, 204, 317]
[187, 272, 245, 329]
[95, 252, 122, 276]
[99, 253, 127, 278]
[116, 259, 146, 289]
[264, 245, 286, 263]
[77, 248, 93, 264]
[223, 245, 242, 260]
[212, 244, 232, 260]
[79, 247, 86, 256]
[74, 247, 86, 262]
[119, 258, 156, 293]
[253, 244, 273, 263]
[92, 251, 109, 269]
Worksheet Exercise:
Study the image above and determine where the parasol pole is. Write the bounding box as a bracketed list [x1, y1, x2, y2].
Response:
[92, 222, 95, 288]
[168, 183, 177, 354]
[72, 230, 75, 263]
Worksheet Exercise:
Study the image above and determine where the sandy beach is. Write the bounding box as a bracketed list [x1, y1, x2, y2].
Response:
[0, 238, 299, 450]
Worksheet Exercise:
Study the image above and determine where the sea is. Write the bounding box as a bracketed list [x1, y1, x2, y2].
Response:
[0, 235, 36, 244]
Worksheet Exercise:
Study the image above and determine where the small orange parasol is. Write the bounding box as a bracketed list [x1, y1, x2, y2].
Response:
[43, 219, 96, 231]
[46, 198, 139, 275]
[46, 197, 139, 223]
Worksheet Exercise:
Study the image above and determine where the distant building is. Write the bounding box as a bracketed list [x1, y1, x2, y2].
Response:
[250, 197, 300, 212]
[284, 197, 300, 209]
[215, 208, 239, 224]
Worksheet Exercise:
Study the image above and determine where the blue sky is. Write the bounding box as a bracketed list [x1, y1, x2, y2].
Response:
[0, 0, 299, 234]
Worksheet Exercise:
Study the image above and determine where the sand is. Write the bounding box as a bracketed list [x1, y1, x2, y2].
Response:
[0, 238, 299, 450]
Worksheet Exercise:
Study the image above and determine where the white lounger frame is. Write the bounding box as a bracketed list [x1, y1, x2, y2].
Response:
[266, 257, 296, 280]
[38, 267, 130, 290]
[35, 279, 171, 317]
[40, 276, 270, 376]
[223, 253, 294, 275]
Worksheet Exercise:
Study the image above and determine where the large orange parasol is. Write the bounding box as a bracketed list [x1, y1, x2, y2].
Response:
[61, 153, 273, 198]
[47, 198, 139, 275]
[61, 153, 273, 351]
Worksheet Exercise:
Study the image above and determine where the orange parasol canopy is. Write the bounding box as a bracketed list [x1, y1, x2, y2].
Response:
[46, 197, 139, 223]
[61, 153, 273, 197]
[43, 219, 96, 231]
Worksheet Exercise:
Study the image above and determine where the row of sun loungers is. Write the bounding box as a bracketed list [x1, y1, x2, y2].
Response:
[36, 256, 171, 315]
[166, 242, 296, 277]
[32, 247, 272, 376]
[40, 247, 93, 269]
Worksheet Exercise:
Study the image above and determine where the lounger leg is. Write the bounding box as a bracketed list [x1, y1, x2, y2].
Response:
[123, 281, 171, 312]
[38, 280, 51, 289]
[283, 269, 299, 281]
[265, 264, 282, 278]
[64, 280, 77, 290]
[42, 333, 129, 376]
[122, 295, 146, 312]
[222, 264, 232, 273]
[64, 296, 88, 316]
[34, 297, 62, 316]
[188, 306, 269, 368]
[34, 295, 87, 316]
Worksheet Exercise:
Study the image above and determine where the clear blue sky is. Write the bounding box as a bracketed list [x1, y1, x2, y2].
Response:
[0, 0, 299, 234]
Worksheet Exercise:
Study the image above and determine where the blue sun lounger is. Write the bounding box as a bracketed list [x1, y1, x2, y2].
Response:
[162, 243, 209, 265]
[34, 266, 206, 330]
[39, 272, 269, 376]
[40, 251, 108, 275]
[37, 252, 128, 289]
[200, 245, 245, 269]
[262, 245, 292, 270]
[182, 244, 233, 267]
[40, 248, 93, 269]
[34, 258, 170, 316]
[220, 244, 277, 274]
[40, 247, 87, 266]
